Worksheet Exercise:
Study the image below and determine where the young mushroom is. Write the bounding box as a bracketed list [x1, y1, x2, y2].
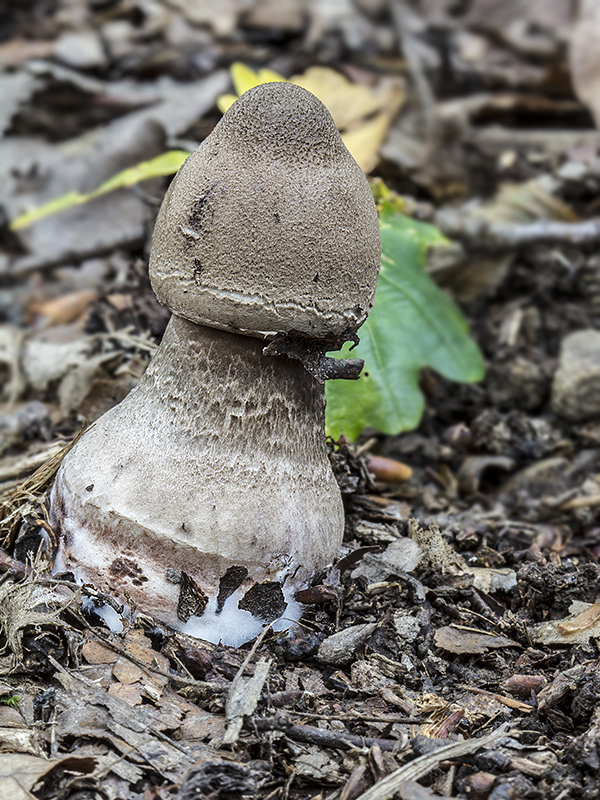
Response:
[50, 82, 381, 646]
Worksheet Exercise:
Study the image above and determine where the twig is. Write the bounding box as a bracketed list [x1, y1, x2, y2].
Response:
[560, 494, 600, 511]
[436, 213, 600, 252]
[249, 715, 406, 752]
[457, 685, 532, 713]
[0, 547, 34, 579]
[354, 723, 512, 800]
[284, 709, 425, 725]
[391, 0, 437, 130]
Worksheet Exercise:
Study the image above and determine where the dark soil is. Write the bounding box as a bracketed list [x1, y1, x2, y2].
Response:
[1, 3, 600, 799]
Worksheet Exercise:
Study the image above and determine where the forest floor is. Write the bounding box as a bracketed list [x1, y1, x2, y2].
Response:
[2, 2, 600, 799]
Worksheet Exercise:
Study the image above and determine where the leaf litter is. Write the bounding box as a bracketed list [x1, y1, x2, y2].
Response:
[2, 1, 600, 799]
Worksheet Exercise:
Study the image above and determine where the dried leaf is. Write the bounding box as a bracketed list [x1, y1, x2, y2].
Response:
[0, 579, 75, 670]
[222, 656, 271, 745]
[28, 289, 97, 327]
[467, 567, 517, 594]
[476, 179, 578, 225]
[558, 602, 600, 634]
[434, 626, 520, 655]
[0, 754, 97, 800]
[317, 623, 377, 666]
[294, 748, 341, 781]
[534, 601, 600, 645]
[351, 538, 423, 584]
[55, 669, 196, 782]
[408, 520, 466, 574]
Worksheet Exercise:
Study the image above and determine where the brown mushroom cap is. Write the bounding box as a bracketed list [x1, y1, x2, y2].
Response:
[149, 82, 380, 339]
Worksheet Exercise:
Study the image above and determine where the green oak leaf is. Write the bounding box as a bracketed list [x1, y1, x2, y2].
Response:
[325, 210, 485, 440]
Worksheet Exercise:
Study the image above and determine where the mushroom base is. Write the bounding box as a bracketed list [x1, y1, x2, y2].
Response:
[50, 315, 344, 645]
[56, 527, 303, 647]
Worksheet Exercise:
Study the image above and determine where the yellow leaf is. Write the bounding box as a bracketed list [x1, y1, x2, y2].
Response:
[218, 63, 405, 173]
[342, 111, 396, 173]
[226, 64, 287, 110]
[89, 150, 189, 198]
[230, 62, 263, 96]
[217, 93, 239, 114]
[11, 192, 83, 231]
[257, 68, 287, 85]
[292, 67, 390, 130]
[11, 150, 190, 231]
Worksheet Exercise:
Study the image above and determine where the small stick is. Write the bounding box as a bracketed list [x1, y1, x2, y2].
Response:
[437, 214, 600, 251]
[248, 715, 406, 752]
[354, 723, 513, 800]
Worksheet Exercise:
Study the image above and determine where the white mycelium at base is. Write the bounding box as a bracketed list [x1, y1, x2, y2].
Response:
[176, 588, 303, 647]
[77, 576, 303, 647]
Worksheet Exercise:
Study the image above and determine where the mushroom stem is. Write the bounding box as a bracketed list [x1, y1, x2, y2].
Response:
[51, 314, 344, 645]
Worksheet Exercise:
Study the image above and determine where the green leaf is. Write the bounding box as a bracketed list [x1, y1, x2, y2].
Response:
[11, 150, 190, 231]
[0, 695, 20, 709]
[325, 212, 485, 440]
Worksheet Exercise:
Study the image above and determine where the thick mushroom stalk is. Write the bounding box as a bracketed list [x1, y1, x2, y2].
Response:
[53, 317, 341, 644]
[50, 83, 381, 646]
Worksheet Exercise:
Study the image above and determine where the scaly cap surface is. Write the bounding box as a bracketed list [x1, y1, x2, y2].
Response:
[149, 82, 380, 339]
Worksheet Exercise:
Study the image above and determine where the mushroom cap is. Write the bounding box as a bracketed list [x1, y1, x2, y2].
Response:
[149, 82, 380, 340]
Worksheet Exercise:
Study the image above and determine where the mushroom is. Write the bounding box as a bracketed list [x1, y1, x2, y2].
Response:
[50, 83, 381, 646]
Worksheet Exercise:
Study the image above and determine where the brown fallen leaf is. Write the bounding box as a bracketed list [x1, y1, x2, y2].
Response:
[537, 664, 589, 713]
[28, 289, 98, 326]
[108, 682, 143, 706]
[434, 626, 520, 655]
[295, 585, 338, 604]
[112, 655, 146, 686]
[500, 674, 547, 699]
[557, 601, 600, 634]
[81, 639, 117, 665]
[0, 753, 97, 799]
